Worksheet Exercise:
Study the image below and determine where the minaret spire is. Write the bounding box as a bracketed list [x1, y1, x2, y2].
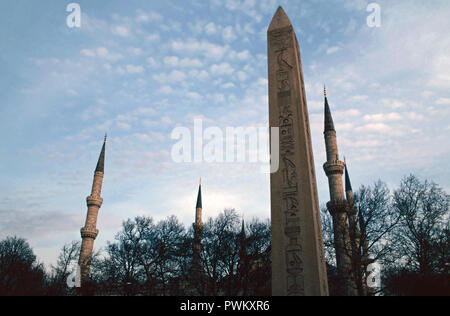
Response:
[324, 88, 335, 133]
[190, 178, 205, 294]
[79, 136, 106, 289]
[344, 159, 353, 196]
[95, 135, 106, 173]
[238, 213, 248, 295]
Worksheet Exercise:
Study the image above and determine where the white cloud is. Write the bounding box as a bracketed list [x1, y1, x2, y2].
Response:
[163, 56, 179, 67]
[211, 62, 234, 75]
[436, 97, 450, 105]
[80, 49, 96, 57]
[80, 47, 123, 62]
[158, 85, 174, 94]
[128, 47, 143, 55]
[236, 71, 248, 82]
[382, 99, 405, 109]
[222, 26, 237, 42]
[187, 92, 202, 100]
[136, 9, 163, 23]
[126, 64, 145, 74]
[326, 46, 340, 55]
[117, 121, 132, 130]
[222, 82, 235, 89]
[112, 25, 131, 37]
[356, 123, 391, 133]
[146, 57, 159, 67]
[171, 39, 229, 61]
[363, 113, 402, 122]
[146, 33, 160, 42]
[205, 22, 218, 35]
[153, 70, 186, 83]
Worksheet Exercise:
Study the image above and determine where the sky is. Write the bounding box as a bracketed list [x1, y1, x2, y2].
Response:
[0, 0, 449, 267]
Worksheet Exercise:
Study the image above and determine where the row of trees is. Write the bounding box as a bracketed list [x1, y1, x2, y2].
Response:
[0, 174, 448, 296]
[322, 175, 449, 295]
[0, 210, 271, 296]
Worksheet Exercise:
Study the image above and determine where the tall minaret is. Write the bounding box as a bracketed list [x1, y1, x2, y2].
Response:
[345, 161, 363, 295]
[192, 179, 203, 274]
[78, 135, 106, 287]
[345, 160, 359, 254]
[323, 88, 357, 296]
[238, 216, 248, 295]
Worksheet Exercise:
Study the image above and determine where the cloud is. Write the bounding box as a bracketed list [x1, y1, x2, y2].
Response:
[326, 46, 340, 55]
[112, 25, 131, 37]
[163, 56, 179, 67]
[146, 57, 159, 67]
[126, 64, 145, 74]
[127, 47, 143, 55]
[171, 39, 229, 61]
[158, 85, 174, 94]
[0, 209, 81, 242]
[436, 97, 450, 105]
[205, 22, 218, 35]
[356, 123, 391, 133]
[163, 56, 203, 68]
[81, 47, 123, 62]
[222, 26, 237, 42]
[153, 70, 186, 83]
[210, 62, 234, 75]
[363, 113, 402, 122]
[135, 9, 163, 23]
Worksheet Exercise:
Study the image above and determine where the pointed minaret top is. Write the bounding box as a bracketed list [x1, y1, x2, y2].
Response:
[241, 216, 246, 237]
[344, 161, 353, 193]
[324, 88, 335, 133]
[196, 180, 202, 209]
[268, 6, 292, 31]
[95, 137, 106, 173]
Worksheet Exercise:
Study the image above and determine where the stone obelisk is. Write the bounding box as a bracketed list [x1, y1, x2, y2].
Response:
[78, 136, 106, 288]
[268, 6, 329, 296]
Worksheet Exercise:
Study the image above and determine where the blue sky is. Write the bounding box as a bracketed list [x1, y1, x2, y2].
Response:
[0, 0, 449, 267]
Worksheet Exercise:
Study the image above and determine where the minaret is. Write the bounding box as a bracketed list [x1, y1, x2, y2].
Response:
[268, 6, 329, 296]
[323, 88, 357, 296]
[345, 160, 359, 249]
[345, 161, 363, 295]
[192, 178, 203, 275]
[78, 135, 106, 287]
[238, 216, 248, 295]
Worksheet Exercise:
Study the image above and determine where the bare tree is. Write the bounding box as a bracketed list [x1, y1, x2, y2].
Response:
[0, 236, 46, 296]
[48, 241, 80, 295]
[244, 218, 271, 295]
[392, 175, 449, 275]
[201, 209, 241, 296]
[354, 180, 400, 295]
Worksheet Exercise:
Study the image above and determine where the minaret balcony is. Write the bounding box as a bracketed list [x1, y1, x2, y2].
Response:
[323, 160, 344, 176]
[80, 227, 99, 239]
[86, 196, 103, 207]
[326, 200, 348, 215]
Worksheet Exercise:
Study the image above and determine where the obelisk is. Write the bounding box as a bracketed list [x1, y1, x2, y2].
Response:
[268, 6, 329, 296]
